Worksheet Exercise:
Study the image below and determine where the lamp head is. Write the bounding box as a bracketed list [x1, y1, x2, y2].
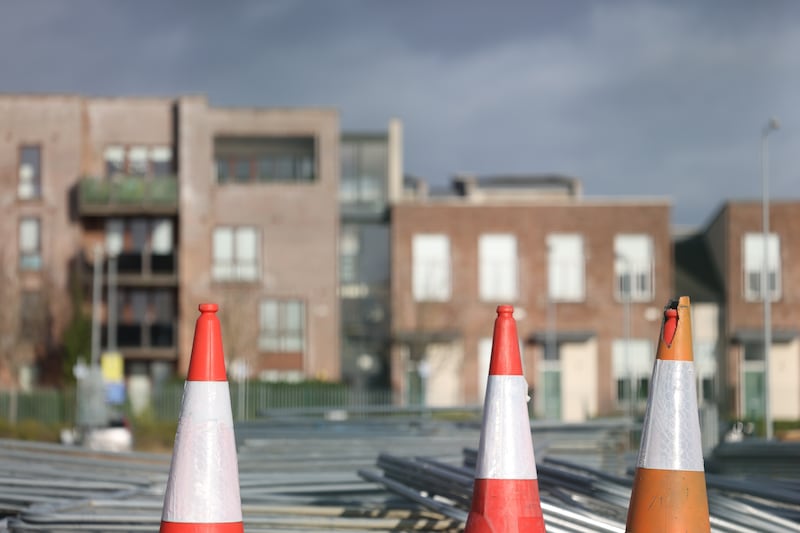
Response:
[764, 118, 780, 134]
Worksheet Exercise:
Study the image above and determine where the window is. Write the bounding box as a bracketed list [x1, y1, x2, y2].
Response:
[151, 219, 174, 254]
[742, 342, 765, 420]
[547, 234, 585, 301]
[743, 233, 780, 302]
[479, 234, 518, 301]
[614, 234, 654, 302]
[105, 219, 124, 256]
[694, 339, 717, 404]
[19, 290, 45, 341]
[215, 136, 316, 184]
[150, 147, 173, 177]
[612, 339, 653, 406]
[104, 145, 173, 178]
[19, 218, 41, 271]
[412, 234, 451, 301]
[340, 226, 360, 283]
[18, 146, 41, 200]
[339, 138, 387, 205]
[259, 299, 305, 352]
[104, 146, 126, 177]
[212, 226, 259, 281]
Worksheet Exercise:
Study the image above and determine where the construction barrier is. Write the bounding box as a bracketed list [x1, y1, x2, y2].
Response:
[626, 296, 711, 532]
[465, 305, 546, 533]
[160, 303, 244, 533]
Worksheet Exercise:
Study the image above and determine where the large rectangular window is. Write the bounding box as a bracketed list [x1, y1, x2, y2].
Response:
[479, 234, 518, 302]
[212, 226, 259, 281]
[547, 234, 585, 301]
[612, 339, 653, 407]
[743, 233, 780, 302]
[340, 138, 388, 205]
[412, 234, 451, 302]
[18, 145, 42, 200]
[259, 299, 306, 352]
[215, 137, 316, 184]
[614, 234, 654, 302]
[19, 217, 42, 271]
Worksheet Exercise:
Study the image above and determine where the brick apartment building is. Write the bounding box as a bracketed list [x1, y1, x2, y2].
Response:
[1, 94, 340, 390]
[676, 201, 800, 424]
[391, 175, 672, 420]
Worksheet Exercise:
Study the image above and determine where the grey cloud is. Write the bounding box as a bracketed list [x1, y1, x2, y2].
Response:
[0, 0, 797, 225]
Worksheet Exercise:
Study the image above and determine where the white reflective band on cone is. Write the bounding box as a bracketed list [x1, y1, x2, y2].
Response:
[475, 375, 537, 479]
[162, 381, 242, 523]
[637, 360, 704, 471]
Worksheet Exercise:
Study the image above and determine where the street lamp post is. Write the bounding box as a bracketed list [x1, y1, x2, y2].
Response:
[615, 253, 633, 435]
[761, 118, 779, 440]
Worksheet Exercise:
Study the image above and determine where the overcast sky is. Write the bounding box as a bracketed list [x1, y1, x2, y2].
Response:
[1, 0, 798, 226]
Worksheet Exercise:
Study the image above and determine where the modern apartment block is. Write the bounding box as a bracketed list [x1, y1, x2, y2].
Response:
[676, 201, 800, 423]
[1, 94, 340, 390]
[391, 175, 672, 420]
[338, 119, 402, 389]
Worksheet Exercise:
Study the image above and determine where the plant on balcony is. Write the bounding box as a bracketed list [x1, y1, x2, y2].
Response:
[80, 178, 111, 203]
[149, 178, 178, 205]
[114, 176, 146, 204]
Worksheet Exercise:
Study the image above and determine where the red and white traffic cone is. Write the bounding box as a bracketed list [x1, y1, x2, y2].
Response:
[160, 303, 243, 533]
[625, 296, 710, 532]
[465, 305, 546, 533]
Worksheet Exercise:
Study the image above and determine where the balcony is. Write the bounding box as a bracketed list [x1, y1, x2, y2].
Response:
[81, 251, 178, 287]
[101, 321, 177, 361]
[77, 176, 179, 216]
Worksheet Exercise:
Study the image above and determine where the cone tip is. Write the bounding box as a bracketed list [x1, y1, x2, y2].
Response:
[497, 305, 514, 316]
[488, 305, 523, 376]
[187, 302, 227, 382]
[656, 296, 693, 362]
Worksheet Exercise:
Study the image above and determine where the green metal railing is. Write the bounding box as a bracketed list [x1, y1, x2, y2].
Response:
[0, 388, 76, 425]
[78, 176, 178, 209]
[0, 383, 395, 425]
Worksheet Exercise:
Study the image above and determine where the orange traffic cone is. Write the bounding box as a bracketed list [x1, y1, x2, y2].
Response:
[465, 305, 546, 533]
[625, 296, 710, 532]
[160, 303, 244, 533]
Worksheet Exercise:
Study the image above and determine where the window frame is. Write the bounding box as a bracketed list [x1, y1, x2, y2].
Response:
[742, 232, 781, 302]
[478, 233, 519, 302]
[19, 217, 42, 271]
[613, 234, 655, 303]
[104, 144, 174, 179]
[18, 144, 42, 201]
[214, 136, 317, 185]
[412, 233, 452, 302]
[258, 298, 306, 353]
[211, 225, 260, 282]
[547, 233, 586, 302]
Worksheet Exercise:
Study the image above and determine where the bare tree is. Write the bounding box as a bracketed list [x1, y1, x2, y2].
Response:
[0, 257, 59, 422]
[215, 286, 260, 379]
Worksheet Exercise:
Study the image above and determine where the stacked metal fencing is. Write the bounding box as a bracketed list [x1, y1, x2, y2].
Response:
[0, 416, 797, 532]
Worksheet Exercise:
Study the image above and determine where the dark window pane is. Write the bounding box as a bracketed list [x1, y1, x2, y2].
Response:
[235, 160, 251, 182]
[297, 155, 314, 181]
[274, 157, 294, 180]
[216, 159, 230, 184]
[258, 157, 274, 182]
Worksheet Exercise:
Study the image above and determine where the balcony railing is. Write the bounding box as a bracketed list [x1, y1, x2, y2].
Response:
[78, 176, 179, 215]
[81, 251, 177, 287]
[101, 321, 177, 360]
